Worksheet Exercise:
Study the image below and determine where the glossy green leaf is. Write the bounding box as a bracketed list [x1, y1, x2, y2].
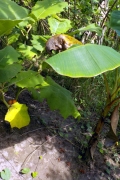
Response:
[18, 17, 35, 28]
[45, 44, 120, 78]
[5, 102, 30, 129]
[0, 168, 11, 180]
[0, 46, 20, 67]
[29, 76, 80, 119]
[0, 20, 22, 36]
[10, 70, 44, 88]
[0, 64, 22, 83]
[30, 0, 68, 20]
[110, 10, 120, 36]
[0, 0, 28, 36]
[48, 17, 72, 34]
[7, 33, 20, 45]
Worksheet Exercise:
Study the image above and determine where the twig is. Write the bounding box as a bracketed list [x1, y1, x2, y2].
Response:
[21, 135, 57, 168]
[19, 127, 44, 137]
[101, 0, 118, 27]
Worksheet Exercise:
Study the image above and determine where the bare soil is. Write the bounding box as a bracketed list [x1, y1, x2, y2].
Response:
[0, 90, 120, 180]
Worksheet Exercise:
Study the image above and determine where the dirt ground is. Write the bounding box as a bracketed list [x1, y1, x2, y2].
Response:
[0, 90, 120, 180]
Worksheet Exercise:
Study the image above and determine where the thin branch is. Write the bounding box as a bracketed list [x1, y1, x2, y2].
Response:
[101, 0, 118, 27]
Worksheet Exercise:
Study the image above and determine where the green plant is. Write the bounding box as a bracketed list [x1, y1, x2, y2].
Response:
[31, 171, 38, 178]
[97, 141, 105, 154]
[0, 0, 120, 162]
[0, 168, 11, 180]
[44, 10, 120, 160]
[0, 0, 81, 129]
[20, 168, 30, 174]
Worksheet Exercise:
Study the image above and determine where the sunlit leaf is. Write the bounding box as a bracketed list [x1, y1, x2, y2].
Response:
[7, 33, 20, 45]
[29, 76, 80, 119]
[10, 70, 44, 88]
[45, 44, 120, 77]
[48, 17, 72, 34]
[5, 102, 30, 129]
[21, 168, 30, 174]
[31, 35, 48, 52]
[0, 0, 28, 36]
[18, 44, 38, 59]
[0, 46, 20, 67]
[39, 156, 43, 160]
[31, 172, 38, 178]
[30, 0, 68, 20]
[18, 17, 35, 28]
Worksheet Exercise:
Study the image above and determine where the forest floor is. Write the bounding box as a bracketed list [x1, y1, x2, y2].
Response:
[0, 90, 120, 180]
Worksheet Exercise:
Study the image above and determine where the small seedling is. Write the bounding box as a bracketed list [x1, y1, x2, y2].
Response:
[78, 155, 82, 159]
[20, 168, 30, 174]
[31, 171, 38, 178]
[97, 142, 104, 154]
[39, 156, 43, 160]
[0, 168, 11, 180]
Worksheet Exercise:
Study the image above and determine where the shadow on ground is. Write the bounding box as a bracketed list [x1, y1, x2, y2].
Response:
[0, 91, 119, 180]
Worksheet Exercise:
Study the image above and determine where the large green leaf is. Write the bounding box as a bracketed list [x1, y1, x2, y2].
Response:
[0, 0, 28, 36]
[10, 70, 44, 88]
[45, 44, 120, 78]
[110, 10, 120, 36]
[48, 17, 72, 34]
[29, 76, 80, 119]
[0, 64, 22, 83]
[0, 20, 22, 36]
[30, 0, 68, 20]
[0, 46, 19, 67]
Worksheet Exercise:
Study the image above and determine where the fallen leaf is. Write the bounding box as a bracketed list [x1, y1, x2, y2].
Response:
[59, 148, 65, 153]
[79, 169, 85, 174]
[5, 102, 30, 129]
[105, 103, 119, 147]
[57, 157, 61, 162]
[66, 162, 71, 166]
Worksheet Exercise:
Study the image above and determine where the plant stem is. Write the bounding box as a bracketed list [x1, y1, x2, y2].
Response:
[84, 95, 120, 161]
[103, 73, 111, 102]
[15, 88, 25, 100]
[0, 90, 9, 108]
